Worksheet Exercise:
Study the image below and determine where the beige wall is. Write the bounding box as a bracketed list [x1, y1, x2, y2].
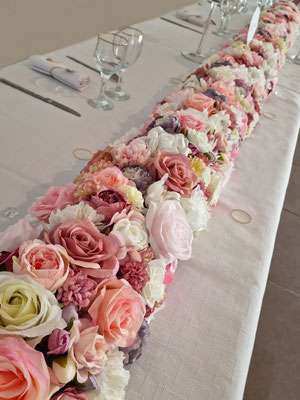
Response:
[0, 0, 195, 67]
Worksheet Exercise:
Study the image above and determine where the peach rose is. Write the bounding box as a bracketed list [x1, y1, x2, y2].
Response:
[0, 336, 50, 400]
[146, 200, 193, 263]
[153, 151, 199, 198]
[29, 183, 77, 223]
[69, 318, 106, 383]
[88, 278, 145, 347]
[46, 219, 119, 279]
[175, 111, 206, 131]
[183, 93, 215, 115]
[13, 239, 70, 292]
[211, 81, 237, 106]
[96, 166, 128, 188]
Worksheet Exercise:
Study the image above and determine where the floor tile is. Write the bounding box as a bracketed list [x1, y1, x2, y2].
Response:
[269, 210, 300, 295]
[283, 163, 300, 216]
[244, 282, 300, 400]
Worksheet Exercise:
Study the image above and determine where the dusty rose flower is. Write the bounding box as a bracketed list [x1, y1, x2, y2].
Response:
[52, 387, 88, 400]
[153, 151, 199, 198]
[29, 183, 77, 223]
[88, 278, 145, 348]
[183, 93, 215, 115]
[111, 138, 151, 168]
[85, 189, 127, 222]
[118, 260, 150, 291]
[13, 239, 70, 292]
[46, 219, 119, 279]
[69, 318, 106, 383]
[57, 270, 97, 308]
[47, 328, 70, 355]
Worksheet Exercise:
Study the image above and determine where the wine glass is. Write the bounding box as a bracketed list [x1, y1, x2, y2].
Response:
[106, 26, 143, 101]
[87, 32, 128, 111]
[213, 0, 232, 37]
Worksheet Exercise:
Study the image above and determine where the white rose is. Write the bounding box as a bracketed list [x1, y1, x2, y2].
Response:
[112, 218, 148, 251]
[145, 174, 181, 207]
[142, 259, 166, 308]
[88, 349, 130, 400]
[47, 202, 104, 230]
[207, 172, 224, 206]
[206, 110, 231, 136]
[187, 128, 213, 153]
[180, 186, 210, 232]
[0, 272, 65, 337]
[145, 127, 190, 156]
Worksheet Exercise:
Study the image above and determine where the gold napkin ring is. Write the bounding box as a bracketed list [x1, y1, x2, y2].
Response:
[230, 209, 252, 224]
[72, 148, 93, 161]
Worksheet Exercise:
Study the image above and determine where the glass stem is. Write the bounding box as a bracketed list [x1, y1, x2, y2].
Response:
[115, 71, 123, 92]
[218, 13, 227, 33]
[196, 1, 217, 55]
[97, 74, 108, 101]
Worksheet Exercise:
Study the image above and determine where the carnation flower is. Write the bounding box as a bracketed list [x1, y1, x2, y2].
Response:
[111, 138, 151, 168]
[118, 259, 150, 291]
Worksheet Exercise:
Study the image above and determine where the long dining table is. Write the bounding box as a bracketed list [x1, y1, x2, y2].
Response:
[1, 2, 300, 399]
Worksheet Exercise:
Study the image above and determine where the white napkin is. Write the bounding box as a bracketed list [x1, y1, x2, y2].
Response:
[28, 55, 89, 91]
[175, 10, 204, 27]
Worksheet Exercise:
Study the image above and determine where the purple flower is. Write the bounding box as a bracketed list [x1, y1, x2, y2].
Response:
[77, 375, 99, 393]
[203, 88, 227, 103]
[120, 320, 150, 365]
[121, 165, 154, 196]
[210, 60, 232, 68]
[47, 329, 70, 355]
[62, 304, 79, 323]
[146, 114, 181, 134]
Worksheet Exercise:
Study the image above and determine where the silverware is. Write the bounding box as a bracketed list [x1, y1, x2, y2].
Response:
[66, 56, 119, 83]
[160, 17, 203, 33]
[0, 78, 81, 117]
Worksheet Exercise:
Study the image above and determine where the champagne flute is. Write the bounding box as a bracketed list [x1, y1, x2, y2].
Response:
[87, 32, 128, 111]
[106, 26, 143, 101]
[213, 0, 231, 36]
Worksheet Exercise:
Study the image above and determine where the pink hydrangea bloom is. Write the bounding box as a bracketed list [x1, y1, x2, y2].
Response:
[111, 138, 151, 168]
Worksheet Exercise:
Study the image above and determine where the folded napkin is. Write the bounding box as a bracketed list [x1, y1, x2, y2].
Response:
[175, 10, 204, 27]
[28, 55, 89, 91]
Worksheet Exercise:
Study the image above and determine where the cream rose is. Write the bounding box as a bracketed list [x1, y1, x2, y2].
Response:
[112, 218, 148, 251]
[0, 272, 65, 337]
[142, 259, 166, 308]
[180, 186, 210, 232]
[187, 128, 213, 153]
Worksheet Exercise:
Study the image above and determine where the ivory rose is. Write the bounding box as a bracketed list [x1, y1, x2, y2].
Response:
[0, 272, 65, 337]
[88, 278, 145, 347]
[146, 200, 193, 263]
[12, 239, 70, 292]
[46, 218, 119, 279]
[29, 183, 77, 223]
[69, 318, 106, 383]
[153, 151, 199, 198]
[0, 336, 50, 400]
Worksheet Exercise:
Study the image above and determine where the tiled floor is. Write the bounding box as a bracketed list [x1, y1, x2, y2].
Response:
[244, 136, 300, 400]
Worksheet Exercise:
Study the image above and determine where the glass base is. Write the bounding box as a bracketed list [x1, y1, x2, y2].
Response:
[181, 50, 206, 64]
[106, 88, 129, 101]
[87, 97, 113, 111]
[213, 30, 226, 37]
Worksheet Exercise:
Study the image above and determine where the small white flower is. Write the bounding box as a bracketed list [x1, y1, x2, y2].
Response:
[187, 128, 213, 153]
[142, 259, 166, 308]
[207, 171, 224, 206]
[180, 186, 210, 232]
[144, 127, 190, 156]
[206, 110, 231, 136]
[112, 218, 148, 251]
[145, 174, 181, 207]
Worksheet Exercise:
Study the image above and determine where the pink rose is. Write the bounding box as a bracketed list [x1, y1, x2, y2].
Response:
[48, 328, 70, 355]
[183, 93, 215, 115]
[69, 318, 106, 383]
[85, 189, 127, 222]
[46, 219, 119, 279]
[0, 217, 42, 253]
[154, 151, 198, 198]
[175, 111, 206, 131]
[146, 200, 193, 262]
[0, 336, 50, 400]
[52, 387, 88, 400]
[88, 278, 145, 347]
[214, 132, 228, 153]
[30, 183, 77, 223]
[13, 239, 70, 292]
[211, 81, 237, 107]
[95, 166, 128, 189]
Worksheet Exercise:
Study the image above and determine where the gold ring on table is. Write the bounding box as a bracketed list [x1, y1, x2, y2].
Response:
[230, 209, 252, 224]
[72, 148, 93, 161]
[283, 73, 295, 78]
[263, 111, 276, 120]
[49, 66, 72, 77]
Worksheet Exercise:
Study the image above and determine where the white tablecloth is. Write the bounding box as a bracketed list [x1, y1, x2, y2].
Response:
[0, 2, 300, 399]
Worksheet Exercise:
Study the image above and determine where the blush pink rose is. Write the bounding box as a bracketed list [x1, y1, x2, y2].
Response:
[183, 93, 215, 115]
[0, 336, 50, 400]
[211, 81, 236, 107]
[154, 151, 199, 198]
[214, 132, 228, 153]
[88, 278, 146, 348]
[52, 387, 88, 400]
[13, 239, 70, 292]
[85, 189, 127, 222]
[175, 111, 206, 131]
[69, 318, 106, 383]
[95, 167, 128, 189]
[45, 219, 119, 279]
[146, 200, 193, 263]
[29, 183, 77, 223]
